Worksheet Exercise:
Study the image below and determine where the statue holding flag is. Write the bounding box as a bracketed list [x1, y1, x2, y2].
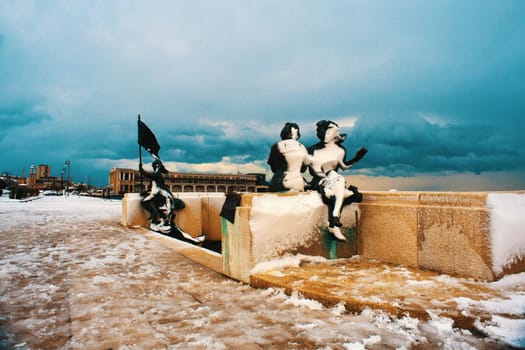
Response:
[137, 115, 205, 244]
[139, 158, 178, 233]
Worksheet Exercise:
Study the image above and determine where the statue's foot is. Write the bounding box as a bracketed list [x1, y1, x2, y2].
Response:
[158, 224, 172, 233]
[177, 226, 206, 245]
[329, 226, 346, 241]
[150, 221, 172, 233]
[194, 234, 206, 244]
[150, 222, 161, 232]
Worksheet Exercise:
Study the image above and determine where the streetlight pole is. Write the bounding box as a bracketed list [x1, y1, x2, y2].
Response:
[64, 160, 70, 196]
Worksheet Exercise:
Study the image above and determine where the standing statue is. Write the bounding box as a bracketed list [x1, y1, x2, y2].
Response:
[308, 120, 368, 241]
[267, 122, 312, 192]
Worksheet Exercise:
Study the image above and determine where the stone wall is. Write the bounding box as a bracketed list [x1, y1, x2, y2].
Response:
[358, 191, 525, 280]
[121, 190, 525, 283]
[222, 192, 360, 282]
[359, 192, 494, 279]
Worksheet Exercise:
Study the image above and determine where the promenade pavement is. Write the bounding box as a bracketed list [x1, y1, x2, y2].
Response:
[150, 231, 525, 345]
[1, 196, 523, 349]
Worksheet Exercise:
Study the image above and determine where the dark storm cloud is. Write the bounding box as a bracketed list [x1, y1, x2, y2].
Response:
[0, 1, 524, 188]
[349, 115, 525, 176]
[159, 121, 275, 164]
[0, 101, 52, 136]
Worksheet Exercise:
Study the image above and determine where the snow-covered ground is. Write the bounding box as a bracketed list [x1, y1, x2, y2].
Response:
[0, 194, 523, 349]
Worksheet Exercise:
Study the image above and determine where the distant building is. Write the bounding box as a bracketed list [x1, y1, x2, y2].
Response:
[109, 168, 136, 195]
[109, 167, 268, 196]
[37, 164, 51, 178]
[27, 164, 68, 191]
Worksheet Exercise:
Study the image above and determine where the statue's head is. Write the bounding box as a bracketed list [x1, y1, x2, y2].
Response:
[280, 122, 300, 140]
[316, 120, 346, 144]
[152, 159, 168, 174]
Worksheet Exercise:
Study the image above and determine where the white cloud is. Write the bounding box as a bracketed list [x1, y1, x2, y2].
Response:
[165, 157, 267, 175]
[335, 116, 359, 129]
[420, 114, 450, 127]
[202, 119, 280, 140]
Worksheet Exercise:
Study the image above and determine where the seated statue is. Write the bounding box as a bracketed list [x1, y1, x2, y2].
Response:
[267, 122, 312, 192]
[140, 158, 205, 244]
[140, 158, 177, 233]
[308, 120, 368, 241]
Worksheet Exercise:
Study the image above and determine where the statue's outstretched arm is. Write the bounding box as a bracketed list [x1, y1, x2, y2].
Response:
[344, 147, 368, 167]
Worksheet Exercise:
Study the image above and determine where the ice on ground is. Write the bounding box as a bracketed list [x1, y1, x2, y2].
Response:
[250, 253, 327, 275]
[478, 316, 525, 349]
[1, 195, 524, 349]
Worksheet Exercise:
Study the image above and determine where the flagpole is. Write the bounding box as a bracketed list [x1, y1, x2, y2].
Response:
[138, 114, 143, 194]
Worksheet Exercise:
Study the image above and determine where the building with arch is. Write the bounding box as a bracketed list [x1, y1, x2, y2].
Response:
[109, 167, 267, 196]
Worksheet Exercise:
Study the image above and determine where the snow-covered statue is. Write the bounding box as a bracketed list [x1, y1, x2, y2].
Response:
[137, 116, 204, 244]
[139, 158, 178, 233]
[140, 158, 205, 244]
[267, 122, 312, 192]
[308, 120, 368, 241]
[139, 157, 206, 244]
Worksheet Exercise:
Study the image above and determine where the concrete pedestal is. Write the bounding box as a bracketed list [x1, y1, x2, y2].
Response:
[121, 190, 525, 282]
[120, 193, 149, 228]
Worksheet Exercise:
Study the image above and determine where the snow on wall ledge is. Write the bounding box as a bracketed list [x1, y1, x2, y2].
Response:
[487, 193, 525, 275]
[249, 192, 326, 263]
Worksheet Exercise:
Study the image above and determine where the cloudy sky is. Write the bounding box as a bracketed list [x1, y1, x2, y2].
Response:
[1, 0, 524, 190]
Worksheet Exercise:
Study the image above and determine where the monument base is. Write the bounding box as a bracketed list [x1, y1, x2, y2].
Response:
[121, 190, 525, 283]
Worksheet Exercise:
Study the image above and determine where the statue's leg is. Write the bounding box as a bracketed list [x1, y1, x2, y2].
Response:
[319, 172, 348, 241]
[165, 193, 176, 226]
[319, 180, 343, 227]
[330, 186, 362, 233]
[152, 192, 166, 227]
[343, 185, 363, 206]
[162, 192, 170, 211]
[320, 195, 345, 241]
[330, 174, 348, 221]
[142, 190, 164, 224]
[326, 196, 337, 227]
[142, 199, 160, 225]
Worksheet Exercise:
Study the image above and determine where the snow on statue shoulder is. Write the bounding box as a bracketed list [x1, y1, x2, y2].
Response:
[267, 122, 312, 192]
[308, 120, 367, 241]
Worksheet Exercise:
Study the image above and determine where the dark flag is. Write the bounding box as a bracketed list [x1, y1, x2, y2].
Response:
[138, 118, 160, 158]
